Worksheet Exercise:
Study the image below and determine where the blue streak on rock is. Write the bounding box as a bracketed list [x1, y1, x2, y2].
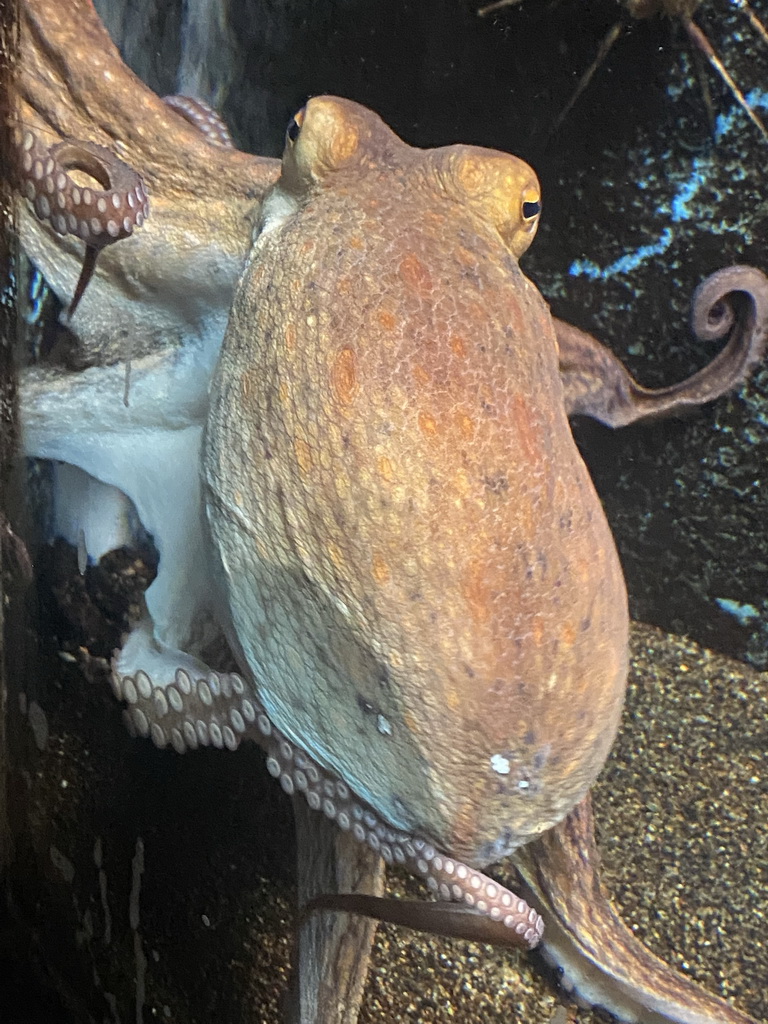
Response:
[570, 230, 673, 280]
[715, 597, 762, 626]
[715, 88, 768, 143]
[569, 88, 768, 282]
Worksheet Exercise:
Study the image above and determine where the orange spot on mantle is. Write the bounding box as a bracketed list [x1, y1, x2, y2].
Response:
[510, 394, 543, 468]
[456, 411, 475, 439]
[461, 563, 491, 625]
[377, 309, 397, 331]
[418, 411, 438, 437]
[560, 621, 576, 649]
[532, 614, 545, 646]
[371, 553, 391, 584]
[399, 253, 433, 298]
[331, 346, 359, 407]
[450, 335, 467, 358]
[445, 689, 461, 712]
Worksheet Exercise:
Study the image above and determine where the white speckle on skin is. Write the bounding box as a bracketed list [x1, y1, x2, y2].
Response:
[490, 753, 510, 775]
[376, 713, 392, 736]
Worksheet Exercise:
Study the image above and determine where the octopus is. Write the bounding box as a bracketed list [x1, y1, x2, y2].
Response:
[13, 0, 768, 1022]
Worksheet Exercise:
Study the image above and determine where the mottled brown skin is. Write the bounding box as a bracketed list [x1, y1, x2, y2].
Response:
[204, 97, 629, 867]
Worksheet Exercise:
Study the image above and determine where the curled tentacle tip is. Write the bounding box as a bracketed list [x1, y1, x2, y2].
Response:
[689, 264, 768, 391]
[693, 265, 768, 342]
[17, 130, 150, 314]
[18, 131, 150, 247]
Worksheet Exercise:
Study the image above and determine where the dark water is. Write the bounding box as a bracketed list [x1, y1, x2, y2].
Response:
[0, 934, 74, 1023]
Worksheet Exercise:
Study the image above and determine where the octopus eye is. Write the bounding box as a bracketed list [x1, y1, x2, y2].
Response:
[286, 116, 302, 144]
[522, 200, 541, 221]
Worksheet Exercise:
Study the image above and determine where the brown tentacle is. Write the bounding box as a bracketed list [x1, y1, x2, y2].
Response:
[17, 131, 149, 245]
[557, 264, 768, 427]
[112, 660, 543, 949]
[15, 127, 150, 314]
[68, 244, 97, 317]
[512, 796, 759, 1024]
[163, 95, 234, 148]
[302, 892, 541, 949]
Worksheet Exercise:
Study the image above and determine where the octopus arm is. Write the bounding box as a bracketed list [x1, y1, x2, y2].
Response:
[20, 349, 219, 662]
[557, 266, 768, 427]
[111, 646, 545, 948]
[512, 797, 760, 1024]
[302, 892, 545, 948]
[18, 0, 279, 361]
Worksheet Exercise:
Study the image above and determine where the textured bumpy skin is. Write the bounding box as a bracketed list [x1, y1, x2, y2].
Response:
[204, 97, 628, 868]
